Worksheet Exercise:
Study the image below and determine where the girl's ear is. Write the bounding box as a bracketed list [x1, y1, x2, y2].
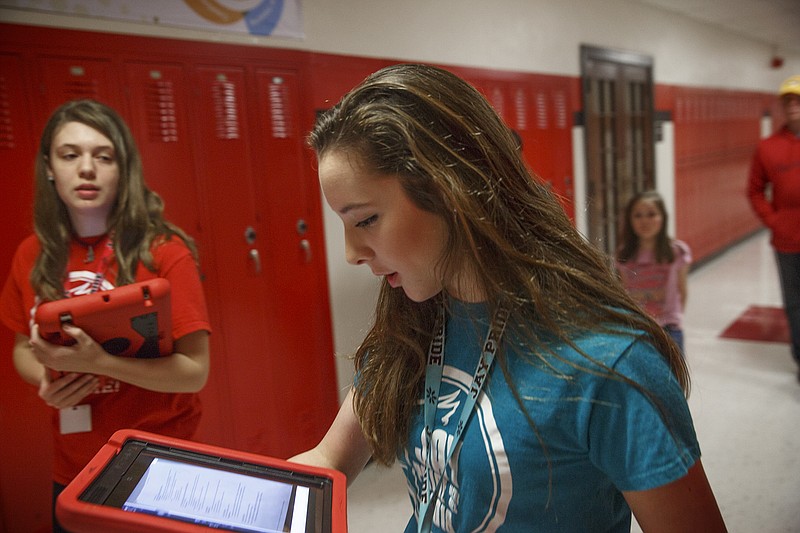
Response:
[44, 155, 53, 177]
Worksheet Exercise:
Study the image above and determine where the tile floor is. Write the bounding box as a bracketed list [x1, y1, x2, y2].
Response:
[344, 230, 800, 532]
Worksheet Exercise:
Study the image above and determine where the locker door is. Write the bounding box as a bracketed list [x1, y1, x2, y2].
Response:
[122, 61, 203, 235]
[188, 65, 274, 453]
[0, 52, 52, 533]
[35, 56, 122, 122]
[189, 64, 337, 458]
[122, 61, 233, 445]
[532, 85, 555, 184]
[253, 68, 337, 458]
[549, 83, 575, 218]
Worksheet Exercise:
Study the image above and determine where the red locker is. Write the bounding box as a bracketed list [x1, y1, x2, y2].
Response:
[120, 61, 235, 445]
[187, 63, 281, 453]
[251, 68, 338, 457]
[34, 55, 123, 125]
[0, 24, 339, 532]
[122, 61, 204, 235]
[452, 72, 577, 219]
[183, 63, 338, 457]
[0, 51, 51, 533]
[507, 77, 576, 219]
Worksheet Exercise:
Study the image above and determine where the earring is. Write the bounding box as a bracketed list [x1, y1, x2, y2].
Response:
[47, 175, 54, 182]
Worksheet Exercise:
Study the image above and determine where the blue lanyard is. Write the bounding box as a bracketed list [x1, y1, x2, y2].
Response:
[417, 302, 510, 533]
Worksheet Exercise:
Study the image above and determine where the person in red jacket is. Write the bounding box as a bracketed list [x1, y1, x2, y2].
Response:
[748, 74, 800, 380]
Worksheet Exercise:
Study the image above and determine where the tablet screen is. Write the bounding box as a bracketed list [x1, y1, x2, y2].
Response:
[80, 439, 331, 533]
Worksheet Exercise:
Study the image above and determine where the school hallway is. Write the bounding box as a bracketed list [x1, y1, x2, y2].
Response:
[345, 229, 800, 532]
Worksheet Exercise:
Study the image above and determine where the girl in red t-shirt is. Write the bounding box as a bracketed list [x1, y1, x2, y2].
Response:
[0, 99, 211, 532]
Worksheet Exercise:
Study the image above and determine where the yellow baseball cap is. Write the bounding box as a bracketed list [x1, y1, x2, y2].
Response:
[779, 75, 800, 96]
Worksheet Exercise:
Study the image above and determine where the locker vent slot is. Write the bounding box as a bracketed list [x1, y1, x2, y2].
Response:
[64, 67, 100, 100]
[145, 78, 178, 143]
[536, 91, 548, 130]
[555, 91, 567, 129]
[213, 80, 240, 140]
[490, 86, 505, 119]
[514, 88, 528, 131]
[0, 74, 14, 149]
[268, 78, 292, 139]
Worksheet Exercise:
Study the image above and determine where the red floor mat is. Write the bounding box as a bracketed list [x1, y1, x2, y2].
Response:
[719, 305, 790, 343]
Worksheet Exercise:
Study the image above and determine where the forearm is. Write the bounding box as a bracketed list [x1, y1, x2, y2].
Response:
[12, 335, 46, 386]
[289, 388, 372, 485]
[291, 441, 370, 488]
[291, 448, 342, 473]
[92, 330, 210, 392]
[94, 352, 207, 392]
[32, 326, 211, 393]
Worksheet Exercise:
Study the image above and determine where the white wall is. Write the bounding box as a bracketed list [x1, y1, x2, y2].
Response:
[2, 1, 798, 89]
[2, 0, 798, 400]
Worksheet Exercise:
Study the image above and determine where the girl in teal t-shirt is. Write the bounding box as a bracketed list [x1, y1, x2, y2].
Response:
[291, 64, 726, 532]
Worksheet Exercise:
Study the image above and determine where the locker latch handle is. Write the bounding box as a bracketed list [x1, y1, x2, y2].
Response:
[249, 248, 262, 273]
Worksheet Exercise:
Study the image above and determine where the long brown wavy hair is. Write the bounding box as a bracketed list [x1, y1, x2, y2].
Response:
[309, 64, 689, 465]
[31, 99, 197, 301]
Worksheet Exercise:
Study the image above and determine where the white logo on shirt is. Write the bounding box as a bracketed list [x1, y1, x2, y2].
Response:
[403, 365, 512, 532]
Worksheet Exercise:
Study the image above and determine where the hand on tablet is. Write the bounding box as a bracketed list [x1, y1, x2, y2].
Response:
[39, 371, 98, 409]
[30, 322, 106, 375]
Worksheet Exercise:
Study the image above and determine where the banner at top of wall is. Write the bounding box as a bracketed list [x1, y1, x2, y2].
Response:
[0, 0, 304, 38]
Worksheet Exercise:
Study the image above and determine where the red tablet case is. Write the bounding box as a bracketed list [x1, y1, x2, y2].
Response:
[35, 278, 173, 359]
[56, 429, 349, 533]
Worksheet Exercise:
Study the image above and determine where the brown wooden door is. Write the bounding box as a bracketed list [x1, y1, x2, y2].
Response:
[581, 45, 655, 255]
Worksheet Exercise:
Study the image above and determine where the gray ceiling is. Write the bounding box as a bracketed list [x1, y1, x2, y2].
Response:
[635, 0, 800, 55]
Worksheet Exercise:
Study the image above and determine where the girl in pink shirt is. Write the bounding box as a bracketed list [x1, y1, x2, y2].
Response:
[616, 191, 691, 354]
